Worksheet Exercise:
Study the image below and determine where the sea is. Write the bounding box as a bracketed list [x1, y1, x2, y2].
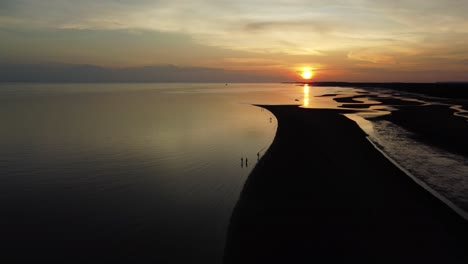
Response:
[0, 83, 467, 262]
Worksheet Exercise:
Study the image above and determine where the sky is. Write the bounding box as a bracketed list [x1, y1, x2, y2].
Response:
[1, 0, 468, 82]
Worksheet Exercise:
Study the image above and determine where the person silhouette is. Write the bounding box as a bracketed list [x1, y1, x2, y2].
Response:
[257, 152, 260, 161]
[241, 157, 244, 168]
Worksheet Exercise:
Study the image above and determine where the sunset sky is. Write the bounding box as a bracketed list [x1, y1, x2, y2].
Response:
[1, 0, 468, 82]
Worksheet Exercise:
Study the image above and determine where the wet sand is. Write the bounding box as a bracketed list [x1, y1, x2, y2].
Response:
[378, 104, 468, 157]
[305, 82, 468, 99]
[224, 105, 468, 263]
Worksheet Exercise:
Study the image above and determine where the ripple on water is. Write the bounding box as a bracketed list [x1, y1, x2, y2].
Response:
[368, 120, 468, 211]
[335, 87, 468, 217]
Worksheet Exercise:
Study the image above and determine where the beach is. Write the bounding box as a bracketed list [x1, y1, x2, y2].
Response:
[379, 104, 468, 157]
[224, 105, 468, 263]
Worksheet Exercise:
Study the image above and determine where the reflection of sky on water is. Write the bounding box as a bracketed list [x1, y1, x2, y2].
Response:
[1, 82, 468, 261]
[368, 120, 468, 217]
[0, 83, 279, 263]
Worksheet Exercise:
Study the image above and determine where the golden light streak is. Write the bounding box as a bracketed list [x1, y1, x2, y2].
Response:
[303, 84, 309, 107]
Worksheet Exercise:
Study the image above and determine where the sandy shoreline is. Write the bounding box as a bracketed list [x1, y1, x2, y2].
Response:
[224, 105, 468, 263]
[378, 104, 468, 157]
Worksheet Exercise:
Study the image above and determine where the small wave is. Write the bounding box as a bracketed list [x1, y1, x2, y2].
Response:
[366, 136, 468, 222]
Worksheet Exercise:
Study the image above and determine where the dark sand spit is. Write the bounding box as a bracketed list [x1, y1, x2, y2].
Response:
[224, 105, 468, 263]
[340, 103, 380, 109]
[334, 95, 424, 106]
[334, 95, 368, 103]
[315, 93, 338, 97]
[372, 97, 424, 106]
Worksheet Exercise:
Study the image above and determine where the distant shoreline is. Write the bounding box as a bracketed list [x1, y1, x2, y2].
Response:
[288, 81, 468, 99]
[225, 105, 468, 263]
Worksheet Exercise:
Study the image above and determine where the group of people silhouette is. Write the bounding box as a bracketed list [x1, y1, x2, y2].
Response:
[241, 152, 261, 168]
[241, 112, 271, 168]
[240, 157, 248, 168]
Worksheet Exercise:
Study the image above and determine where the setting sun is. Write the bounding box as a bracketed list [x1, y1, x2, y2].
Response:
[301, 68, 313, 80]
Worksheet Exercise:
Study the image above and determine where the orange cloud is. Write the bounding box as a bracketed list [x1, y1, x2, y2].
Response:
[348, 50, 396, 64]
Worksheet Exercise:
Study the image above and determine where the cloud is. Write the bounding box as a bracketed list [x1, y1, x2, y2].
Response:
[243, 20, 334, 34]
[223, 57, 284, 66]
[0, 63, 290, 82]
[348, 50, 396, 64]
[0, 0, 450, 54]
[1, 0, 468, 81]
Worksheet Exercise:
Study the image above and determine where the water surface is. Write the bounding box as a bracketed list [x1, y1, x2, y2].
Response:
[0, 83, 283, 262]
[1, 83, 468, 262]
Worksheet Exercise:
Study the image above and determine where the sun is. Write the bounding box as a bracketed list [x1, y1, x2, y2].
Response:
[301, 68, 313, 80]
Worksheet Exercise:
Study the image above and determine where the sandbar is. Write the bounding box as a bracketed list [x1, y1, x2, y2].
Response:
[224, 105, 468, 263]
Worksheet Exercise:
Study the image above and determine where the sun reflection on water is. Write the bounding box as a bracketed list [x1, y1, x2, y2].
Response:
[303, 84, 309, 107]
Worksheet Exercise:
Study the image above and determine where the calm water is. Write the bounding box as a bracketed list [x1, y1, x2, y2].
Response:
[1, 83, 467, 262]
[0, 83, 290, 262]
